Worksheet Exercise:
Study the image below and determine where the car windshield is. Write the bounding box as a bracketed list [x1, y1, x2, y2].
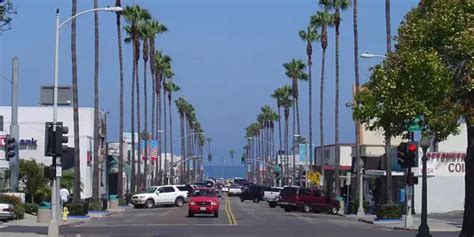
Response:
[192, 189, 216, 197]
[146, 187, 156, 193]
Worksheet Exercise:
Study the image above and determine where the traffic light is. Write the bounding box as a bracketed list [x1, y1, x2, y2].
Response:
[44, 122, 69, 157]
[397, 142, 419, 168]
[4, 135, 16, 161]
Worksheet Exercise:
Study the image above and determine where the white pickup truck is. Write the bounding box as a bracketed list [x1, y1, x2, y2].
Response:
[131, 185, 188, 208]
[263, 187, 283, 208]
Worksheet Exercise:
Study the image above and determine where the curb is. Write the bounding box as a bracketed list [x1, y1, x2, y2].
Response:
[358, 219, 374, 224]
[61, 209, 129, 227]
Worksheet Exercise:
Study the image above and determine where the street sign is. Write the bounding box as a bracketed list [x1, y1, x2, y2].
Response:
[307, 171, 320, 185]
[408, 116, 422, 131]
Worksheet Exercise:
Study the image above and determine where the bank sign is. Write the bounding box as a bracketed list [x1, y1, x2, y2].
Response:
[420, 152, 466, 177]
[0, 135, 38, 150]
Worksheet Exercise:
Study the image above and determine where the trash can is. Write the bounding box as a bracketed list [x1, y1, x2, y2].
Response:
[37, 202, 51, 223]
[109, 195, 119, 209]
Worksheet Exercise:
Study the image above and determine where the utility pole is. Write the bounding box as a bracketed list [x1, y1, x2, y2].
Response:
[9, 57, 19, 192]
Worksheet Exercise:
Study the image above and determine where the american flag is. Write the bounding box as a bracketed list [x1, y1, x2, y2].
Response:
[150, 140, 158, 161]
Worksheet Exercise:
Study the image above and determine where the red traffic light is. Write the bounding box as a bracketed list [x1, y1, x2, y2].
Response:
[408, 143, 417, 152]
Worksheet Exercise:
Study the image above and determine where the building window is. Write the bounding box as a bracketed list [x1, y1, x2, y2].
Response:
[0, 115, 3, 131]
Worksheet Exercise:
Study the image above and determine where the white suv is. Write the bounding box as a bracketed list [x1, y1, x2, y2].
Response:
[131, 185, 188, 208]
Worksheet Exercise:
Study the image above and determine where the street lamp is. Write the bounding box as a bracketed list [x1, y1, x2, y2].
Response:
[417, 136, 431, 237]
[360, 52, 387, 59]
[49, 6, 122, 237]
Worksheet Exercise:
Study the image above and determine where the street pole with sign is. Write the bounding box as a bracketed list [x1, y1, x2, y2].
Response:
[417, 136, 431, 237]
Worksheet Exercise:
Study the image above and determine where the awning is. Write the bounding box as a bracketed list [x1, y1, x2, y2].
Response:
[323, 165, 352, 171]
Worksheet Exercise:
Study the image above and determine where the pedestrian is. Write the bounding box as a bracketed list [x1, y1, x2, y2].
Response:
[60, 185, 70, 208]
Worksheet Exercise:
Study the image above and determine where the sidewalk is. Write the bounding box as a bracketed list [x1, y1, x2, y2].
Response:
[0, 205, 131, 229]
[345, 213, 462, 232]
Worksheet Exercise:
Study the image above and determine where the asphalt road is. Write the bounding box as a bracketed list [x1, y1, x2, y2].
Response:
[0, 195, 461, 237]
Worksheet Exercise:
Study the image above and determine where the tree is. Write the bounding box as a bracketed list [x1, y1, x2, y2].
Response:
[0, 0, 16, 32]
[19, 160, 48, 203]
[92, 0, 100, 201]
[165, 81, 180, 184]
[71, 0, 81, 203]
[160, 57, 174, 184]
[320, 0, 351, 198]
[175, 97, 188, 184]
[123, 5, 151, 192]
[283, 59, 307, 136]
[299, 25, 319, 167]
[277, 85, 293, 185]
[271, 87, 285, 155]
[115, 0, 125, 202]
[311, 10, 334, 190]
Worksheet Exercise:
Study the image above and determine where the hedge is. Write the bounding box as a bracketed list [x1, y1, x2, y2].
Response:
[23, 203, 38, 215]
[376, 204, 402, 219]
[65, 202, 89, 216]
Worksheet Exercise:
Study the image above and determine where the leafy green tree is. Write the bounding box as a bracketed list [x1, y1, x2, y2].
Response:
[352, 1, 473, 233]
[19, 160, 48, 203]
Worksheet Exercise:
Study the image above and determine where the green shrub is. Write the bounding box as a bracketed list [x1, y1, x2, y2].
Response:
[349, 198, 369, 214]
[376, 204, 402, 219]
[65, 202, 88, 216]
[119, 198, 128, 206]
[88, 199, 102, 211]
[0, 194, 21, 205]
[23, 203, 38, 215]
[14, 204, 25, 219]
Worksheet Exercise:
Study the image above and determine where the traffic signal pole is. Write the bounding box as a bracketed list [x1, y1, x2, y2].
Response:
[9, 57, 19, 192]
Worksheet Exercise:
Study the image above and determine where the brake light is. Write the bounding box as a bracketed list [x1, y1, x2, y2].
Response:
[190, 201, 196, 206]
[211, 201, 217, 206]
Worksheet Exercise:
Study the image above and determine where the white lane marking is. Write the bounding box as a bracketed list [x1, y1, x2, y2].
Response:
[159, 208, 174, 216]
[74, 223, 235, 227]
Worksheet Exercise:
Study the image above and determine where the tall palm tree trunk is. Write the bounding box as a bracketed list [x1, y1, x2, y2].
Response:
[92, 0, 100, 201]
[143, 52, 149, 188]
[163, 84, 168, 184]
[385, 0, 393, 205]
[353, 0, 363, 211]
[130, 43, 136, 194]
[284, 108, 289, 186]
[277, 106, 282, 169]
[115, 0, 124, 202]
[292, 100, 296, 185]
[320, 45, 327, 189]
[307, 43, 314, 168]
[179, 113, 185, 184]
[334, 8, 341, 198]
[157, 81, 162, 185]
[136, 39, 142, 191]
[168, 92, 174, 184]
[71, 0, 81, 202]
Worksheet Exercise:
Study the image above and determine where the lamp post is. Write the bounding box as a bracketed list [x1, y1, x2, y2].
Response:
[417, 136, 431, 237]
[356, 51, 386, 216]
[48, 7, 122, 237]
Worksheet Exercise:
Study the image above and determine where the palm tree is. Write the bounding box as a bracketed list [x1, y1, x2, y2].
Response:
[282, 59, 307, 136]
[71, 0, 81, 203]
[277, 85, 292, 185]
[138, 21, 150, 188]
[352, 0, 363, 212]
[320, 0, 351, 198]
[92, 0, 100, 201]
[384, 0, 393, 205]
[299, 26, 319, 168]
[271, 87, 285, 167]
[165, 81, 180, 184]
[115, 0, 125, 203]
[311, 10, 334, 190]
[175, 98, 187, 184]
[123, 5, 151, 192]
[161, 64, 174, 184]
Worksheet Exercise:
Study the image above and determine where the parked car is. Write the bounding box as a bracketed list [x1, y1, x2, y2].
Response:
[188, 188, 219, 217]
[240, 185, 271, 203]
[278, 187, 340, 214]
[176, 184, 197, 199]
[222, 185, 229, 193]
[263, 187, 283, 207]
[228, 184, 242, 196]
[0, 203, 15, 221]
[131, 185, 188, 208]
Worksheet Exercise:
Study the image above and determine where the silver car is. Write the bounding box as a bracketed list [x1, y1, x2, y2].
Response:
[0, 203, 15, 221]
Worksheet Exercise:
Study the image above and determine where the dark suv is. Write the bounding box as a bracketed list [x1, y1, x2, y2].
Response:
[279, 187, 340, 214]
[240, 185, 271, 202]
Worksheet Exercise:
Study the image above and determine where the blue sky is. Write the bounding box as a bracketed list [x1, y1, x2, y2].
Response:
[0, 0, 418, 173]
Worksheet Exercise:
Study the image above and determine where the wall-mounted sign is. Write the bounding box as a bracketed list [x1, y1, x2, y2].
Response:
[0, 135, 38, 150]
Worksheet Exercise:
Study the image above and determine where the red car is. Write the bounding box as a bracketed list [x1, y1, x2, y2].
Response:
[188, 188, 220, 217]
[279, 187, 340, 214]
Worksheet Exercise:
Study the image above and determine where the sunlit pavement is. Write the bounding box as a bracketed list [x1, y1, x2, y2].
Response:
[0, 196, 460, 237]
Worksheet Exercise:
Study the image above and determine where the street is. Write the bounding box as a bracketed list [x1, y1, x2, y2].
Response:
[0, 196, 459, 237]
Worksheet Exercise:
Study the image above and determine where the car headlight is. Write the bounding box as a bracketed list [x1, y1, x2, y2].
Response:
[138, 196, 145, 199]
[211, 201, 217, 206]
[190, 201, 196, 206]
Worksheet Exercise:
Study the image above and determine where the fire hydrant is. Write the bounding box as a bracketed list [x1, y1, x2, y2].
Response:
[62, 207, 69, 221]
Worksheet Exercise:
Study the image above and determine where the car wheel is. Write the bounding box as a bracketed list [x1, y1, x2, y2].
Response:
[330, 207, 339, 215]
[214, 211, 219, 218]
[253, 197, 260, 203]
[133, 204, 143, 209]
[240, 198, 244, 202]
[188, 211, 194, 217]
[303, 204, 311, 213]
[284, 206, 292, 212]
[269, 202, 276, 208]
[175, 197, 184, 207]
[145, 199, 155, 209]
